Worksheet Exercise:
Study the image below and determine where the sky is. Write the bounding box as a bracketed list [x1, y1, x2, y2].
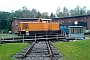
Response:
[0, 0, 90, 14]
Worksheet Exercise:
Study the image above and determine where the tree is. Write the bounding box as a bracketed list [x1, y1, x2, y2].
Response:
[56, 7, 64, 18]
[87, 10, 90, 15]
[22, 6, 31, 18]
[79, 6, 86, 15]
[74, 5, 80, 15]
[69, 9, 76, 16]
[0, 11, 10, 31]
[37, 11, 42, 18]
[73, 5, 86, 16]
[30, 9, 38, 18]
[56, 7, 61, 17]
[50, 12, 55, 18]
[69, 5, 86, 16]
[0, 19, 7, 29]
[41, 12, 49, 18]
[63, 7, 69, 17]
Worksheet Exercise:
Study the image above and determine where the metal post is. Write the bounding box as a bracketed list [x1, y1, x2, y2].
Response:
[65, 33, 66, 38]
[13, 36, 14, 40]
[23, 34, 24, 43]
[63, 32, 64, 36]
[57, 33, 58, 40]
[35, 34, 36, 41]
[2, 30, 4, 41]
[46, 34, 48, 40]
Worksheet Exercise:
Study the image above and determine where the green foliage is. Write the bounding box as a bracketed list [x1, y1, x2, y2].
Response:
[0, 29, 9, 34]
[56, 5, 88, 17]
[63, 7, 69, 17]
[0, 43, 29, 60]
[54, 40, 90, 60]
[50, 12, 55, 18]
[87, 10, 90, 15]
[41, 12, 49, 18]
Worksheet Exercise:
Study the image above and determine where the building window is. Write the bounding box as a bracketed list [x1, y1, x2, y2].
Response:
[15, 23, 17, 26]
[69, 21, 70, 22]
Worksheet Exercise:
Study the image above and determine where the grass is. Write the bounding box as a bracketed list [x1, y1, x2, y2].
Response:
[0, 43, 29, 60]
[88, 36, 90, 39]
[0, 35, 1, 39]
[54, 39, 90, 60]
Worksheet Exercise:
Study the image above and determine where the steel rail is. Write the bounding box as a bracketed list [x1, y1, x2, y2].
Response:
[22, 41, 36, 58]
[46, 41, 54, 60]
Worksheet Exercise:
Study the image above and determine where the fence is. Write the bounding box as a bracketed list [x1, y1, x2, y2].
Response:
[0, 34, 18, 39]
[0, 33, 66, 43]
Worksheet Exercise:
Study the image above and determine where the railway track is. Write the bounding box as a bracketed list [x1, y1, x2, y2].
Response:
[14, 41, 63, 60]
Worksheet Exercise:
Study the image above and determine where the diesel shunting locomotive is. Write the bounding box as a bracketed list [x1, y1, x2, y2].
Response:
[18, 19, 61, 35]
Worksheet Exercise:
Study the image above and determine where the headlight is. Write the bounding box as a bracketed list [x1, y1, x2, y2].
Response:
[26, 31, 29, 35]
[26, 31, 29, 33]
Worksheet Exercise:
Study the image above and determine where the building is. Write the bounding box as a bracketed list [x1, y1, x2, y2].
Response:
[68, 26, 84, 39]
[11, 15, 90, 34]
[52, 15, 90, 30]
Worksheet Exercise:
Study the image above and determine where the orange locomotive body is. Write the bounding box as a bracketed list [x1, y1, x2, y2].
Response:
[19, 19, 60, 35]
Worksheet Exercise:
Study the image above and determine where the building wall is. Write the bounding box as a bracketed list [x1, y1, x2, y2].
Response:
[52, 15, 90, 30]
[12, 19, 20, 34]
[87, 16, 90, 30]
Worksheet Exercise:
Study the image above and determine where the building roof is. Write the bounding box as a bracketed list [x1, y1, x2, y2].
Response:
[12, 14, 90, 21]
[13, 17, 39, 20]
[52, 14, 90, 20]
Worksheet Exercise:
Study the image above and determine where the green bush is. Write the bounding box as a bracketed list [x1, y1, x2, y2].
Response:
[0, 29, 9, 34]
